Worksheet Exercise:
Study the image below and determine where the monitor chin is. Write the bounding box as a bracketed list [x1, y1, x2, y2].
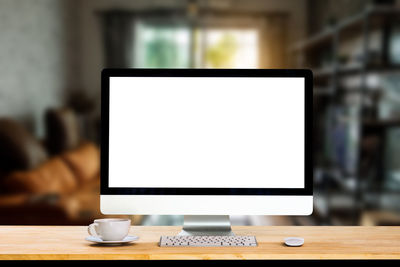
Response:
[100, 195, 313, 216]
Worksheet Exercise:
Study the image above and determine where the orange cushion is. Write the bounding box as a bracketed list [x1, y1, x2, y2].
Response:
[2, 157, 77, 194]
[61, 143, 100, 184]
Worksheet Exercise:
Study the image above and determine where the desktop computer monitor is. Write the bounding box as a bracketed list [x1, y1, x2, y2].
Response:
[101, 69, 313, 236]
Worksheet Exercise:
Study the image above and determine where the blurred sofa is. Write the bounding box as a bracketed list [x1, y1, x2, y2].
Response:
[0, 108, 109, 225]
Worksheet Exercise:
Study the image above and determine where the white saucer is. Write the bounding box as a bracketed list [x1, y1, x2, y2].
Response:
[284, 237, 304, 247]
[85, 235, 139, 244]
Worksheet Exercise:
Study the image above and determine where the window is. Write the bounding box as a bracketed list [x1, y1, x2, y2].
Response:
[197, 28, 259, 68]
[132, 21, 259, 68]
[134, 22, 191, 68]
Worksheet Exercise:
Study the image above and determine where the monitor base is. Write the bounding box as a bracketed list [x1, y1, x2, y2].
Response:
[178, 215, 235, 236]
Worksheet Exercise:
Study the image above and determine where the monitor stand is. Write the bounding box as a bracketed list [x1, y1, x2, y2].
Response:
[178, 215, 234, 236]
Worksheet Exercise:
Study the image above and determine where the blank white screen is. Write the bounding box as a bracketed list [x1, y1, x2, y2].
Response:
[109, 77, 304, 188]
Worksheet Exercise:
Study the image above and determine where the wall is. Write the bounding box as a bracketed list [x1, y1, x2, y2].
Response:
[0, 0, 80, 137]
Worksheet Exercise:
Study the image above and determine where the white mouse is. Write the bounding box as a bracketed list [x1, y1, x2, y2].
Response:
[284, 237, 304, 247]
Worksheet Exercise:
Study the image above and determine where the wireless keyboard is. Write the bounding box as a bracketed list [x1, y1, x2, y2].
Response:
[159, 235, 257, 247]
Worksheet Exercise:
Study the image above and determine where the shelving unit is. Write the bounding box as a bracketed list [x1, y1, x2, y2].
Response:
[290, 5, 400, 225]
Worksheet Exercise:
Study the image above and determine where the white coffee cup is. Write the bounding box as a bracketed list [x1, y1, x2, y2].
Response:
[88, 218, 131, 241]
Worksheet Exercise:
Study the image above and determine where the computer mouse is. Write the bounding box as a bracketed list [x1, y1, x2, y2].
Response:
[284, 237, 304, 247]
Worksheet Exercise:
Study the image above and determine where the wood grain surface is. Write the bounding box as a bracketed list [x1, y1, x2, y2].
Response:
[0, 226, 399, 260]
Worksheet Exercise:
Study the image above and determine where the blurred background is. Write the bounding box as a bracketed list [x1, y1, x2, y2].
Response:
[1, 0, 400, 226]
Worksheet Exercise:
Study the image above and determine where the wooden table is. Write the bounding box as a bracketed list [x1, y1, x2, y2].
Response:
[0, 226, 399, 260]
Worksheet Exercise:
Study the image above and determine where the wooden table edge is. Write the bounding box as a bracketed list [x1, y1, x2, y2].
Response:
[1, 254, 400, 260]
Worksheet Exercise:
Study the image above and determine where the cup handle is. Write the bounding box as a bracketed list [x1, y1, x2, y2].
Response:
[88, 223, 99, 237]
